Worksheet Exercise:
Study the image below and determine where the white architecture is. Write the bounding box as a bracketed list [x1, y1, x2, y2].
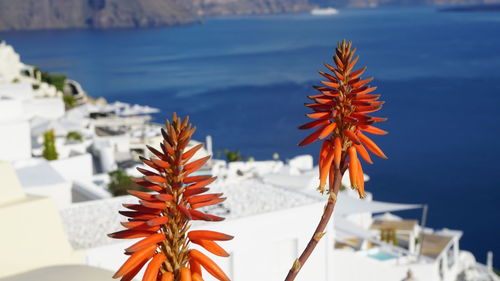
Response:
[14, 159, 73, 208]
[52, 158, 498, 281]
[0, 162, 83, 278]
[23, 97, 65, 120]
[0, 41, 497, 281]
[0, 41, 24, 83]
[0, 42, 94, 205]
[0, 98, 31, 161]
[0, 83, 33, 100]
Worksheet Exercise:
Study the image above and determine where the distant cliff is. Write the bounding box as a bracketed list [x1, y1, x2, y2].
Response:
[0, 0, 196, 30]
[0, 0, 310, 31]
[192, 0, 310, 16]
[1, 0, 497, 31]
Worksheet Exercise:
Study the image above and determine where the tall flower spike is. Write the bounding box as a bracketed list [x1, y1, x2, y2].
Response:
[285, 40, 388, 281]
[109, 113, 233, 281]
[298, 39, 388, 198]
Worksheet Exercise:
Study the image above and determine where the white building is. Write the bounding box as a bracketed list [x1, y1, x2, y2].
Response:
[0, 162, 85, 278]
[0, 41, 497, 281]
[49, 155, 498, 281]
[0, 41, 24, 83]
[0, 98, 31, 161]
[0, 42, 95, 206]
[13, 159, 73, 208]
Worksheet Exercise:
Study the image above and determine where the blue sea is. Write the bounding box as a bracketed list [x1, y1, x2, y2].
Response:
[2, 7, 499, 267]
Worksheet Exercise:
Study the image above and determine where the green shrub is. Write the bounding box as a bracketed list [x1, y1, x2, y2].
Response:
[42, 130, 58, 161]
[41, 71, 66, 92]
[108, 169, 147, 197]
[218, 149, 244, 162]
[29, 66, 67, 92]
[63, 94, 77, 109]
[66, 131, 83, 142]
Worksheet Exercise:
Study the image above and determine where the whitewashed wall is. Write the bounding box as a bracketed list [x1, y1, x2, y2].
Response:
[15, 159, 73, 208]
[50, 153, 93, 182]
[0, 43, 24, 83]
[0, 99, 31, 162]
[331, 249, 440, 281]
[227, 161, 284, 176]
[55, 140, 92, 159]
[0, 195, 83, 278]
[0, 98, 24, 121]
[23, 97, 65, 120]
[0, 83, 33, 100]
[93, 135, 131, 155]
[73, 180, 112, 201]
[0, 121, 31, 161]
[85, 202, 333, 281]
[23, 181, 72, 209]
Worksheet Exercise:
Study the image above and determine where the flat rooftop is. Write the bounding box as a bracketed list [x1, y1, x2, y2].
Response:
[60, 179, 319, 249]
[420, 233, 453, 259]
[15, 160, 66, 187]
[370, 220, 418, 231]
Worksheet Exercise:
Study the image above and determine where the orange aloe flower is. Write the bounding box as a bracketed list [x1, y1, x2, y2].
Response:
[109, 113, 232, 281]
[298, 40, 388, 198]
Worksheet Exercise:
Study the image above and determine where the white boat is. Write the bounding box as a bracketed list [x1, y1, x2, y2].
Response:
[311, 7, 339, 16]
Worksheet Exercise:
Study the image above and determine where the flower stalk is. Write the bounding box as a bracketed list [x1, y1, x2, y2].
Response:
[285, 40, 388, 281]
[284, 166, 344, 281]
[109, 113, 232, 281]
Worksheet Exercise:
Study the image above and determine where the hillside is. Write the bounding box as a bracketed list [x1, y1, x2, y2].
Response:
[1, 0, 499, 31]
[192, 0, 310, 16]
[0, 0, 196, 30]
[0, 0, 310, 31]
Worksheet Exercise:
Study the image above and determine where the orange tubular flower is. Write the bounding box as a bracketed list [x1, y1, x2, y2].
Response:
[109, 113, 233, 281]
[298, 40, 388, 198]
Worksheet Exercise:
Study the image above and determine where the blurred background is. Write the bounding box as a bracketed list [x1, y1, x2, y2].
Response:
[0, 0, 499, 280]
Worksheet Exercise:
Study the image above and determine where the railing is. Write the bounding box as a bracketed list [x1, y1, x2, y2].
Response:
[474, 262, 500, 281]
[336, 223, 435, 263]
